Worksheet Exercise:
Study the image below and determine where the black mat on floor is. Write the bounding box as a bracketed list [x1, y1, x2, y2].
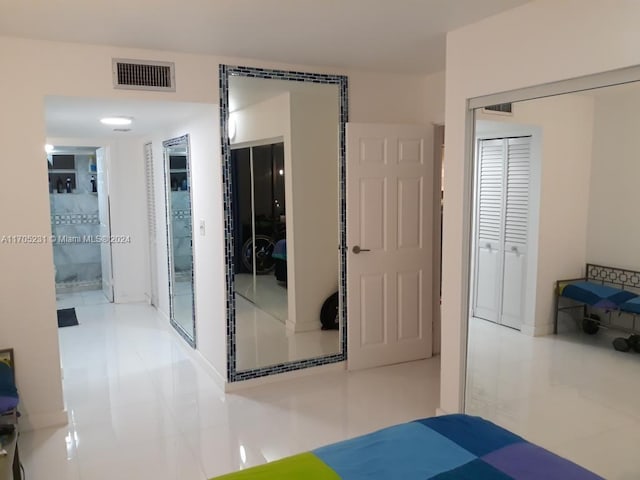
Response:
[57, 308, 79, 328]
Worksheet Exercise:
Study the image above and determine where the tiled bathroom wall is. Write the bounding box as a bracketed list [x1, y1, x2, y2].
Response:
[50, 155, 102, 293]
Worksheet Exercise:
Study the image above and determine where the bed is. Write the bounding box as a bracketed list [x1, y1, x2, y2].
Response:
[211, 414, 601, 479]
[555, 263, 640, 335]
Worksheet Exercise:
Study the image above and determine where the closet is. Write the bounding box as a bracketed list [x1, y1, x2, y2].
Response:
[473, 136, 531, 330]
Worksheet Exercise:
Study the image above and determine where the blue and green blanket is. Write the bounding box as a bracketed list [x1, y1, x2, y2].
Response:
[212, 414, 601, 479]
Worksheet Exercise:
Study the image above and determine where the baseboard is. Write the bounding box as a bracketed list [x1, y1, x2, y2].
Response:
[521, 322, 554, 337]
[285, 319, 321, 333]
[20, 409, 68, 431]
[154, 307, 228, 390]
[193, 351, 227, 391]
[113, 293, 147, 304]
[225, 361, 346, 392]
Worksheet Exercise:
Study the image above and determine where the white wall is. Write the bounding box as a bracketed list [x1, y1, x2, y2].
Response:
[441, 0, 640, 414]
[476, 94, 595, 336]
[232, 93, 291, 145]
[288, 89, 340, 332]
[109, 137, 150, 303]
[587, 88, 640, 271]
[147, 108, 225, 377]
[0, 33, 435, 425]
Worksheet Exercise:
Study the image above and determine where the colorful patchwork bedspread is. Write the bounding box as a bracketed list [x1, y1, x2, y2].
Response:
[211, 414, 602, 479]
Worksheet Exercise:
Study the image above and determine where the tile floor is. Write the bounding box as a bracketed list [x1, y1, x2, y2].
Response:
[234, 273, 288, 322]
[23, 296, 440, 480]
[235, 295, 340, 371]
[172, 280, 195, 336]
[466, 317, 640, 479]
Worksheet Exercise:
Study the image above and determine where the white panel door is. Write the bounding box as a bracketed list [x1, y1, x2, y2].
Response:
[96, 147, 114, 303]
[347, 123, 432, 371]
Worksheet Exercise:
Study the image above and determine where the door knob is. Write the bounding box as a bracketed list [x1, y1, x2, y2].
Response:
[352, 245, 371, 254]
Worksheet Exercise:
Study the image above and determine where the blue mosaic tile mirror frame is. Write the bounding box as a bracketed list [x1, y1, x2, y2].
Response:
[219, 64, 348, 382]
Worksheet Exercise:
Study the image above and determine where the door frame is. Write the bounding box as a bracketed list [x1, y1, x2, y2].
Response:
[47, 137, 115, 302]
[432, 124, 445, 355]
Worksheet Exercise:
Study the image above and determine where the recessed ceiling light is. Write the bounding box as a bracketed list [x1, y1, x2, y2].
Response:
[100, 116, 133, 126]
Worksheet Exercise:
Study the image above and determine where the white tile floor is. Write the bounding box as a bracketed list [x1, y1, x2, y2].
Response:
[24, 297, 440, 480]
[235, 273, 288, 322]
[235, 295, 340, 371]
[466, 317, 640, 480]
[172, 280, 195, 336]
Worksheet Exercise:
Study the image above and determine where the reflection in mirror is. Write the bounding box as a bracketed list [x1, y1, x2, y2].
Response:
[465, 80, 640, 475]
[163, 135, 196, 347]
[232, 142, 286, 323]
[221, 65, 348, 380]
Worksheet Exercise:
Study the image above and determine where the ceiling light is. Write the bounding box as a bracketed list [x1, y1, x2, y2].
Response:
[100, 116, 133, 126]
[45, 144, 54, 154]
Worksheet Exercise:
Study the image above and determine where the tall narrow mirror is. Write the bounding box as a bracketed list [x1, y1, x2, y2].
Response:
[221, 65, 348, 380]
[163, 135, 196, 346]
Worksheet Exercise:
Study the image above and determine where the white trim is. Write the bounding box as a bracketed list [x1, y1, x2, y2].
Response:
[435, 407, 450, 416]
[230, 136, 285, 150]
[20, 409, 68, 432]
[469, 65, 640, 110]
[224, 361, 346, 392]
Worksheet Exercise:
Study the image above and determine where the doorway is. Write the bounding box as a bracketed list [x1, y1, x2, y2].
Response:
[48, 145, 113, 314]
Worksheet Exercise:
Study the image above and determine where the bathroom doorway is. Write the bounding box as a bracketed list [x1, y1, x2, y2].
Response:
[47, 144, 113, 312]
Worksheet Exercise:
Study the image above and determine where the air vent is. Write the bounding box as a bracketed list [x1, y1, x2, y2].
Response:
[112, 58, 175, 92]
[483, 103, 513, 115]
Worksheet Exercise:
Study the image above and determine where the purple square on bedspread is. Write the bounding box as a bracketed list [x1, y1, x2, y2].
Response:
[483, 443, 604, 480]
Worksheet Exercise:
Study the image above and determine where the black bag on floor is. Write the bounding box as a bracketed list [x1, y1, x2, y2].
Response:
[320, 291, 340, 330]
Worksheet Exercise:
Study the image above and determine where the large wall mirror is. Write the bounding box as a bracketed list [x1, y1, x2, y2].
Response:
[163, 134, 196, 347]
[220, 65, 348, 381]
[464, 77, 640, 477]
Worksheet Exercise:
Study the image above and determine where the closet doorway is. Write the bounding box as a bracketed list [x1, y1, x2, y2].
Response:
[472, 134, 534, 330]
[231, 141, 288, 324]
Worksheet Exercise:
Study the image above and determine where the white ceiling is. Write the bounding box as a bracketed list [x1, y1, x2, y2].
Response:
[1, 0, 531, 74]
[45, 96, 215, 138]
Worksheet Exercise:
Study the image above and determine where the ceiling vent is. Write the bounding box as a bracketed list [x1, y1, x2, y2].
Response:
[483, 103, 513, 115]
[112, 58, 175, 92]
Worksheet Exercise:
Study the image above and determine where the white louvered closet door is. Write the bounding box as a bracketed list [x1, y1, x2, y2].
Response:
[474, 139, 504, 323]
[474, 136, 531, 330]
[500, 138, 530, 329]
[144, 142, 159, 308]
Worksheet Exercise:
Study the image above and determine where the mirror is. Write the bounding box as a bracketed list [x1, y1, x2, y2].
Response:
[465, 80, 640, 476]
[163, 134, 196, 347]
[220, 65, 348, 380]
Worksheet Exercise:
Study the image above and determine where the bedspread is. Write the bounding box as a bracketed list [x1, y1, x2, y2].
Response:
[211, 414, 602, 479]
